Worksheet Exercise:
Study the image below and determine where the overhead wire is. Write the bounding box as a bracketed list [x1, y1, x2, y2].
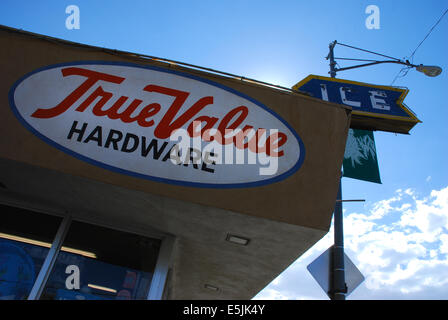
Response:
[409, 8, 448, 63]
[391, 8, 448, 85]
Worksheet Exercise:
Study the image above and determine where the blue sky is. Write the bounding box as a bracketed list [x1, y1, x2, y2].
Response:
[1, 0, 447, 299]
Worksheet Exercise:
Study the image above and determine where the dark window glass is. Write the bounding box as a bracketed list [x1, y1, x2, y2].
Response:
[41, 221, 161, 300]
[0, 204, 62, 300]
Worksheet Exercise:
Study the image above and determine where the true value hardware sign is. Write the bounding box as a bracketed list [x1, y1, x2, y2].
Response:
[9, 62, 305, 188]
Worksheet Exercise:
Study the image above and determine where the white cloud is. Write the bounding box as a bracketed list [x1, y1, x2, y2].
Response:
[254, 288, 294, 300]
[398, 187, 448, 235]
[440, 234, 448, 253]
[254, 185, 448, 300]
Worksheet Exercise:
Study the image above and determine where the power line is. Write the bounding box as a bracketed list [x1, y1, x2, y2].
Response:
[391, 8, 448, 85]
[409, 8, 448, 62]
[391, 65, 412, 85]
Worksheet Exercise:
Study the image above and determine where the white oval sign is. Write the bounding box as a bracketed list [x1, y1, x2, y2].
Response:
[9, 61, 305, 188]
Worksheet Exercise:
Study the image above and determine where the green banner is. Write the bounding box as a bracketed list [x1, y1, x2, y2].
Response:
[343, 129, 381, 184]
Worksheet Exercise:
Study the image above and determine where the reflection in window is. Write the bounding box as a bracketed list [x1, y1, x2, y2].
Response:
[0, 205, 62, 300]
[41, 221, 161, 300]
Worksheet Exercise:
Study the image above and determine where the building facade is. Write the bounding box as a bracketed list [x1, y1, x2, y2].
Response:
[0, 25, 350, 300]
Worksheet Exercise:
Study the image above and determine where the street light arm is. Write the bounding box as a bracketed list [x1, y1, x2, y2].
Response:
[334, 60, 416, 73]
[327, 41, 442, 78]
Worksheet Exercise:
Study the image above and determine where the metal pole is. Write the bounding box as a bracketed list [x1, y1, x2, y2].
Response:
[331, 180, 346, 300]
[328, 41, 337, 78]
[328, 40, 346, 300]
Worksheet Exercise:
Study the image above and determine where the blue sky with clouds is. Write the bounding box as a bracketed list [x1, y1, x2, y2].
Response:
[1, 0, 447, 299]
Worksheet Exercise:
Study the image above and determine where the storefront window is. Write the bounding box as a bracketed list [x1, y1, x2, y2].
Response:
[0, 204, 62, 300]
[0, 204, 163, 300]
[40, 221, 161, 300]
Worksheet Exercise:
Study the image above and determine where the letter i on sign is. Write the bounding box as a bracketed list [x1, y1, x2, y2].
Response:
[320, 84, 329, 101]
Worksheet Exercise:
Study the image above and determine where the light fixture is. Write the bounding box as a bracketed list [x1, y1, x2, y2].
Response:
[0, 232, 97, 258]
[61, 246, 97, 259]
[225, 234, 250, 246]
[87, 284, 117, 294]
[416, 64, 442, 77]
[204, 284, 219, 292]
